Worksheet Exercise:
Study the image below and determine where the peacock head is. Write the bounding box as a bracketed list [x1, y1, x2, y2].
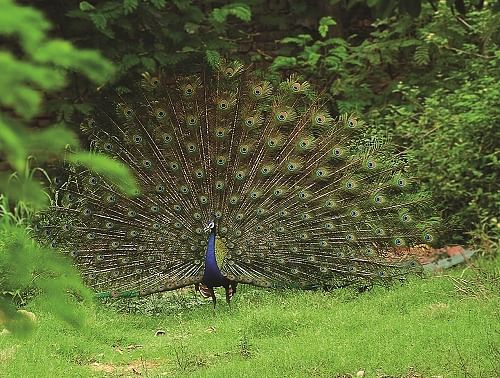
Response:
[203, 219, 215, 233]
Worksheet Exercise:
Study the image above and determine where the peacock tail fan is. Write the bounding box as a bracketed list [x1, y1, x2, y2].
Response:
[33, 59, 437, 301]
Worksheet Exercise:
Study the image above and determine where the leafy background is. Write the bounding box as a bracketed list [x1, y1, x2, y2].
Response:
[0, 0, 498, 334]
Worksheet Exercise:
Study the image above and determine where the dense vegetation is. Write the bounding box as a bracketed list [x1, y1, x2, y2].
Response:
[0, 1, 498, 374]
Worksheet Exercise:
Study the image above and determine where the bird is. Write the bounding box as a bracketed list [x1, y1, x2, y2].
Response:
[33, 59, 435, 307]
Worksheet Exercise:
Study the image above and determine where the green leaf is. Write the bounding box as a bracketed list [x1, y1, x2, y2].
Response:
[123, 0, 139, 15]
[271, 56, 297, 71]
[89, 13, 107, 30]
[205, 50, 221, 69]
[318, 16, 336, 38]
[79, 1, 95, 11]
[140, 56, 156, 71]
[0, 116, 26, 172]
[211, 3, 251, 23]
[68, 152, 139, 196]
[280, 34, 313, 46]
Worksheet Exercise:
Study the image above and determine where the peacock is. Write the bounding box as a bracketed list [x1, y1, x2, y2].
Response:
[34, 60, 436, 306]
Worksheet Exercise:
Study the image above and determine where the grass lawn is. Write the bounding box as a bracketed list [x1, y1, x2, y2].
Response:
[1, 256, 498, 377]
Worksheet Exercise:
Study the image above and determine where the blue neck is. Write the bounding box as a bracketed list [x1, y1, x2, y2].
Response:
[203, 228, 226, 287]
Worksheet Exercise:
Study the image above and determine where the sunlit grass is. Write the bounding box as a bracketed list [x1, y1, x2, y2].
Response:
[1, 256, 498, 377]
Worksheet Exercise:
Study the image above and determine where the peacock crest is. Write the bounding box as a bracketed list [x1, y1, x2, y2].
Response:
[34, 59, 435, 305]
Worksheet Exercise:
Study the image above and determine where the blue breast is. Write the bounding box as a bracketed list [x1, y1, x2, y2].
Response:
[202, 229, 228, 287]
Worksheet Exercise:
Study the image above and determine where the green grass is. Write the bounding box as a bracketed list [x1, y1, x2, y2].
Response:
[1, 257, 499, 378]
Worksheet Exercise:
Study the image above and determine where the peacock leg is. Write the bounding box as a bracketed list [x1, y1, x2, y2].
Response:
[209, 287, 217, 308]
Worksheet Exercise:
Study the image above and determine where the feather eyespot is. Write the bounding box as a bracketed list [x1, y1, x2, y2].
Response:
[367, 160, 376, 169]
[133, 135, 142, 144]
[143, 160, 152, 168]
[199, 195, 208, 204]
[151, 77, 160, 86]
[104, 143, 113, 151]
[224, 67, 235, 77]
[187, 116, 197, 126]
[276, 111, 288, 122]
[315, 115, 326, 124]
[155, 184, 165, 193]
[292, 82, 301, 92]
[216, 156, 226, 165]
[350, 209, 360, 217]
[253, 86, 263, 96]
[332, 147, 343, 157]
[315, 168, 327, 177]
[423, 233, 433, 242]
[215, 128, 226, 138]
[218, 100, 229, 110]
[89, 176, 98, 185]
[244, 117, 255, 127]
[156, 109, 166, 119]
[401, 214, 411, 222]
[184, 84, 194, 96]
[347, 118, 358, 128]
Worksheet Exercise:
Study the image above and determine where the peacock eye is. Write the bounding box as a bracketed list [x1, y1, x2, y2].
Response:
[424, 233, 433, 242]
[367, 161, 376, 169]
[225, 67, 234, 76]
[219, 100, 228, 110]
[184, 85, 194, 96]
[276, 111, 287, 121]
[348, 118, 357, 128]
[156, 184, 165, 193]
[253, 86, 262, 96]
[104, 143, 113, 151]
[143, 160, 152, 168]
[292, 83, 301, 92]
[125, 108, 133, 116]
[133, 135, 142, 144]
[151, 77, 160, 86]
[315, 115, 325, 124]
[156, 110, 166, 119]
[245, 117, 254, 126]
[89, 177, 97, 185]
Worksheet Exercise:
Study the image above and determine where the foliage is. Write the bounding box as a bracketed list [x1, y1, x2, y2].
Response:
[0, 257, 498, 376]
[0, 0, 135, 335]
[271, 3, 500, 244]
